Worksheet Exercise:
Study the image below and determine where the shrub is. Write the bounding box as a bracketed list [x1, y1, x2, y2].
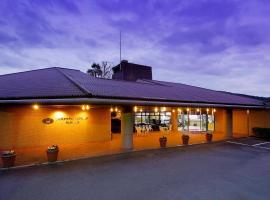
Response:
[252, 127, 270, 139]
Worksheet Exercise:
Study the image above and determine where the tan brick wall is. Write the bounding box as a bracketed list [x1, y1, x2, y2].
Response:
[0, 105, 111, 149]
[233, 109, 270, 137]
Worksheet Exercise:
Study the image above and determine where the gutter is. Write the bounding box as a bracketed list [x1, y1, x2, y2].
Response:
[0, 97, 265, 109]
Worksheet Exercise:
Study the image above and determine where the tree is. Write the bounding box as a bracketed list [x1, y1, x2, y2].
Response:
[87, 61, 112, 79]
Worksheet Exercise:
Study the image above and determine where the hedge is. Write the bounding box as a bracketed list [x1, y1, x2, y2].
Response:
[252, 127, 270, 139]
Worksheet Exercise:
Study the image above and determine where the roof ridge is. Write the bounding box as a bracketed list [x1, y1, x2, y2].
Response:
[55, 68, 91, 96]
[0, 67, 80, 77]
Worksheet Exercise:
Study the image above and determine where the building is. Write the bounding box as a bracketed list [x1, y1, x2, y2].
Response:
[0, 60, 269, 166]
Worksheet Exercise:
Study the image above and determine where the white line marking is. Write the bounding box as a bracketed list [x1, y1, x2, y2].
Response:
[254, 146, 270, 150]
[226, 141, 250, 146]
[252, 142, 270, 146]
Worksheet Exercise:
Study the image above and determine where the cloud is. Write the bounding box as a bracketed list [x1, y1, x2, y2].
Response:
[0, 0, 269, 96]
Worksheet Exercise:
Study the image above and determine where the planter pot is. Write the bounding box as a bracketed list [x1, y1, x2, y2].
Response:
[159, 137, 167, 148]
[206, 133, 213, 142]
[182, 135, 190, 145]
[46, 150, 59, 162]
[1, 154, 16, 168]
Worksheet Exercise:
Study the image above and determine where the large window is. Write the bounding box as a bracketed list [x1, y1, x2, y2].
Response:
[178, 110, 215, 132]
[135, 111, 171, 126]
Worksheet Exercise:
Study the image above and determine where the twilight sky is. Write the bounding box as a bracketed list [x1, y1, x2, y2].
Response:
[0, 0, 269, 97]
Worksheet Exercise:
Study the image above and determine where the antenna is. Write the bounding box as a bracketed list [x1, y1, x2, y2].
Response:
[120, 30, 122, 70]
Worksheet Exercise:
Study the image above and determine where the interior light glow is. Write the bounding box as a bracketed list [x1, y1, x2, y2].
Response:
[196, 108, 200, 112]
[172, 109, 175, 113]
[140, 109, 143, 112]
[110, 107, 113, 112]
[154, 107, 158, 112]
[187, 108, 190, 112]
[115, 107, 118, 112]
[134, 106, 137, 112]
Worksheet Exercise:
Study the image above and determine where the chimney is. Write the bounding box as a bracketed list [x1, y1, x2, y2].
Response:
[112, 60, 152, 81]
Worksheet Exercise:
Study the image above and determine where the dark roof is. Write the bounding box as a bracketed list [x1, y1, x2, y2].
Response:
[0, 67, 265, 107]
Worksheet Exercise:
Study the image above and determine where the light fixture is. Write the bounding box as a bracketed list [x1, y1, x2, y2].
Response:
[82, 105, 86, 111]
[196, 108, 200, 112]
[140, 108, 143, 112]
[247, 109, 250, 114]
[110, 107, 114, 112]
[85, 105, 90, 110]
[154, 107, 158, 112]
[134, 106, 137, 112]
[213, 109, 216, 113]
[115, 107, 118, 112]
[54, 111, 64, 119]
[178, 108, 182, 112]
[172, 109, 175, 113]
[187, 108, 190, 112]
[33, 104, 39, 110]
[162, 107, 166, 111]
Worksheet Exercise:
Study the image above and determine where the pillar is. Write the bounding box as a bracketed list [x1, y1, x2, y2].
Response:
[226, 108, 233, 138]
[121, 106, 134, 150]
[171, 108, 178, 132]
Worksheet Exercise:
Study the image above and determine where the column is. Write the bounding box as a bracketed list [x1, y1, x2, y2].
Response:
[171, 108, 178, 132]
[121, 105, 134, 150]
[226, 108, 233, 138]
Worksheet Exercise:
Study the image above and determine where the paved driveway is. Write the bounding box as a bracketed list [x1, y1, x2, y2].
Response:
[1, 138, 270, 200]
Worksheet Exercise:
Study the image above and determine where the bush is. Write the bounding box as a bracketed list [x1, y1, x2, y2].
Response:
[252, 127, 270, 139]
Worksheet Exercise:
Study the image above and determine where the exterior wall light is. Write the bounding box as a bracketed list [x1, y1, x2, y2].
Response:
[82, 105, 86, 111]
[187, 108, 190, 112]
[196, 108, 200, 112]
[162, 107, 166, 112]
[213, 109, 216, 113]
[33, 104, 39, 110]
[154, 107, 158, 112]
[206, 108, 209, 112]
[172, 109, 175, 113]
[115, 107, 118, 112]
[140, 108, 143, 112]
[134, 106, 137, 112]
[110, 108, 114, 112]
[86, 105, 90, 110]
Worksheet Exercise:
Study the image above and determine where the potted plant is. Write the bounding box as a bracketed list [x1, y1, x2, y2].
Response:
[159, 136, 167, 148]
[182, 133, 190, 145]
[46, 145, 59, 162]
[206, 131, 213, 142]
[1, 150, 16, 168]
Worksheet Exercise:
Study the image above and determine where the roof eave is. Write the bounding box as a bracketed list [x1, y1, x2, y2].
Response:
[0, 97, 265, 109]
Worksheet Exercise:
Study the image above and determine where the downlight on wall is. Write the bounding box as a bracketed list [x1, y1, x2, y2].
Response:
[32, 104, 39, 110]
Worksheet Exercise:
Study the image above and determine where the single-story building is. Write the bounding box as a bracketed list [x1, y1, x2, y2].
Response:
[0, 60, 269, 166]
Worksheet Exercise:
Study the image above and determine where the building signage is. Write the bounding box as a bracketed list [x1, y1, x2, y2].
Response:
[42, 116, 88, 125]
[42, 118, 54, 124]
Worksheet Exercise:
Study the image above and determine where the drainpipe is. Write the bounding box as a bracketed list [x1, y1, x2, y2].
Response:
[226, 108, 233, 138]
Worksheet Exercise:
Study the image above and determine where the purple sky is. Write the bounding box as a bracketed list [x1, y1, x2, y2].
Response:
[0, 0, 269, 97]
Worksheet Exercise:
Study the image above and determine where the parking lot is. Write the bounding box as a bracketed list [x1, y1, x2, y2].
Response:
[1, 138, 270, 200]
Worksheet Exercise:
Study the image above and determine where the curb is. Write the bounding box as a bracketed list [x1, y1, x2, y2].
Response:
[1, 139, 229, 172]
